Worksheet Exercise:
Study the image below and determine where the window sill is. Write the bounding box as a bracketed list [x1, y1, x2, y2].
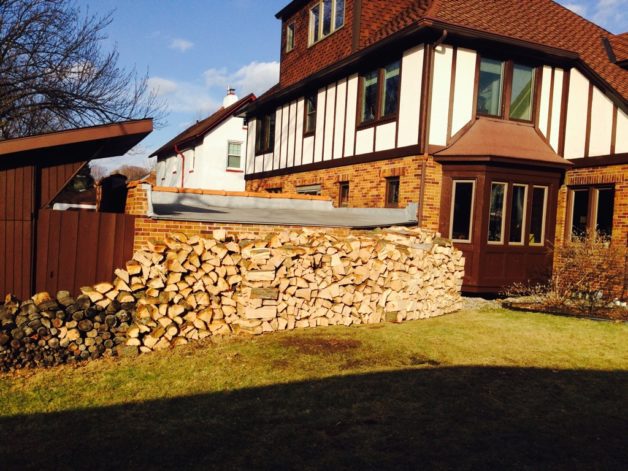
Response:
[307, 24, 345, 49]
[303, 130, 315, 138]
[226, 168, 244, 173]
[357, 114, 397, 131]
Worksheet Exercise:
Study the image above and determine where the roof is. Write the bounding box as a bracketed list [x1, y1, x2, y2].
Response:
[435, 118, 572, 168]
[263, 0, 627, 109]
[150, 94, 255, 158]
[148, 188, 418, 228]
[606, 33, 628, 67]
[0, 119, 153, 162]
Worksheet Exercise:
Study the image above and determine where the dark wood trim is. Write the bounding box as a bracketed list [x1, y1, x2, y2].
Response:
[532, 65, 543, 129]
[446, 47, 458, 143]
[546, 67, 555, 142]
[471, 52, 481, 122]
[584, 82, 594, 158]
[610, 105, 618, 156]
[300, 98, 306, 166]
[434, 154, 573, 170]
[569, 153, 628, 168]
[558, 69, 570, 157]
[292, 100, 298, 167]
[419, 44, 433, 154]
[246, 144, 421, 180]
[312, 90, 319, 163]
[321, 85, 328, 161]
[352, 0, 362, 52]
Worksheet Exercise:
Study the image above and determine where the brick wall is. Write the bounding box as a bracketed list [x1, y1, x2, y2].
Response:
[125, 183, 149, 216]
[554, 163, 628, 299]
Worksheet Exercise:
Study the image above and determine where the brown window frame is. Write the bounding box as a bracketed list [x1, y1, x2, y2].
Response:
[357, 60, 402, 129]
[476, 57, 537, 123]
[450, 179, 476, 243]
[385, 176, 400, 208]
[303, 93, 317, 137]
[338, 181, 349, 207]
[567, 185, 615, 240]
[286, 23, 295, 53]
[255, 113, 276, 156]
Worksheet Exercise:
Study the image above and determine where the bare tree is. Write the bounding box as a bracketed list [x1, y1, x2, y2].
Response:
[0, 0, 164, 139]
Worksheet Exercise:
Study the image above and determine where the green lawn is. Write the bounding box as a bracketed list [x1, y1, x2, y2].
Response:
[1, 307, 627, 470]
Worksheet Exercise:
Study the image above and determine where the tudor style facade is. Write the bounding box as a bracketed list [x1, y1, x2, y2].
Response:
[243, 0, 628, 294]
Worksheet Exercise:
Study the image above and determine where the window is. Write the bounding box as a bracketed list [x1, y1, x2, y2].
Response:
[487, 182, 507, 243]
[529, 186, 548, 245]
[266, 187, 282, 194]
[309, 0, 344, 45]
[286, 23, 295, 52]
[450, 181, 475, 242]
[359, 60, 401, 125]
[296, 184, 322, 196]
[477, 58, 536, 121]
[339, 182, 349, 207]
[385, 177, 400, 208]
[255, 113, 275, 155]
[509, 184, 527, 244]
[304, 94, 317, 135]
[569, 186, 615, 239]
[227, 141, 242, 169]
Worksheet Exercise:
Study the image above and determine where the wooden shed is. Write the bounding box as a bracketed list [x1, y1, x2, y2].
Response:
[0, 120, 153, 300]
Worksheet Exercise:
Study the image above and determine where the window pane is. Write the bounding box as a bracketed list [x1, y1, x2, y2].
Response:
[386, 177, 399, 207]
[571, 189, 589, 237]
[488, 183, 506, 242]
[477, 58, 504, 116]
[268, 115, 276, 151]
[509, 185, 526, 243]
[510, 64, 534, 120]
[381, 61, 401, 117]
[361, 71, 378, 123]
[335, 0, 345, 29]
[305, 95, 317, 133]
[322, 0, 332, 36]
[596, 188, 614, 237]
[451, 182, 474, 241]
[311, 5, 320, 43]
[228, 142, 241, 156]
[339, 182, 349, 207]
[286, 24, 295, 52]
[530, 187, 547, 244]
[297, 184, 322, 195]
[227, 155, 240, 168]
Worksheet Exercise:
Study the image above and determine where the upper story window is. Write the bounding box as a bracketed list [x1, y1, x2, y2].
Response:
[477, 57, 536, 122]
[359, 60, 401, 125]
[255, 113, 275, 155]
[227, 141, 242, 169]
[304, 93, 317, 135]
[286, 23, 295, 52]
[309, 0, 345, 45]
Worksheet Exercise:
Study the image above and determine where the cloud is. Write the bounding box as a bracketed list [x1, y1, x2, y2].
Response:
[591, 0, 626, 32]
[561, 2, 588, 16]
[147, 77, 178, 97]
[169, 38, 194, 52]
[148, 76, 219, 114]
[204, 61, 279, 96]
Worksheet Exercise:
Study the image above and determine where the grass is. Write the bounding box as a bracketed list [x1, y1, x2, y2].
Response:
[1, 307, 627, 469]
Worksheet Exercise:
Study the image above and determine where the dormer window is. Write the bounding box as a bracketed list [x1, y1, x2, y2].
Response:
[477, 57, 536, 122]
[309, 0, 345, 45]
[286, 23, 295, 52]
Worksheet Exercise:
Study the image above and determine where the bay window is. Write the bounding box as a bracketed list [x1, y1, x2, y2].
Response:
[529, 186, 548, 245]
[450, 180, 475, 242]
[309, 0, 344, 45]
[359, 60, 401, 125]
[477, 57, 536, 122]
[508, 184, 527, 244]
[487, 183, 507, 243]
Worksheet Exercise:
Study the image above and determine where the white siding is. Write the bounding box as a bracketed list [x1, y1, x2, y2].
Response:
[355, 127, 374, 155]
[246, 119, 256, 175]
[450, 48, 476, 137]
[429, 44, 454, 146]
[616, 109, 628, 154]
[294, 98, 304, 166]
[323, 84, 336, 160]
[280, 104, 290, 168]
[564, 69, 589, 159]
[344, 74, 359, 157]
[375, 122, 396, 151]
[588, 88, 613, 157]
[254, 154, 263, 173]
[287, 101, 298, 166]
[397, 45, 423, 147]
[273, 108, 282, 169]
[334, 79, 347, 159]
[549, 68, 564, 152]
[538, 66, 552, 138]
[302, 135, 314, 164]
[314, 88, 326, 162]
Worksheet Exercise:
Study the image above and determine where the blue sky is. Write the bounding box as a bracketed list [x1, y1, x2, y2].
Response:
[78, 0, 626, 170]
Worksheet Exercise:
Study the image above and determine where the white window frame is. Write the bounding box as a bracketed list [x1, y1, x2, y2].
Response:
[487, 182, 508, 245]
[308, 0, 345, 46]
[508, 184, 528, 246]
[286, 23, 295, 52]
[450, 180, 476, 243]
[227, 140, 243, 170]
[530, 185, 548, 246]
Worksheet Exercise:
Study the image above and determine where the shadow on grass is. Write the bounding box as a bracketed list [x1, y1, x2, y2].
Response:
[2, 366, 627, 470]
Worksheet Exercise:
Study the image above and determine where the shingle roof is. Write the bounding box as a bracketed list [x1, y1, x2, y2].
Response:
[150, 94, 255, 158]
[607, 33, 628, 65]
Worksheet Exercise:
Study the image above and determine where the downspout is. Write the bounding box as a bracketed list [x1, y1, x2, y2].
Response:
[174, 143, 185, 188]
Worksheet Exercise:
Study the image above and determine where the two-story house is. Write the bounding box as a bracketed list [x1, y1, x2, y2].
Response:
[153, 90, 255, 191]
[243, 0, 627, 294]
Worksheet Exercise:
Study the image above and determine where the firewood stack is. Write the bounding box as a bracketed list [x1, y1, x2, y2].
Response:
[0, 290, 133, 372]
[119, 227, 464, 353]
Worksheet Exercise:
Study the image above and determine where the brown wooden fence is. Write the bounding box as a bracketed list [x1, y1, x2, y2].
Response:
[35, 210, 136, 296]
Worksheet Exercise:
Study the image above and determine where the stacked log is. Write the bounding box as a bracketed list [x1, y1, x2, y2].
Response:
[118, 227, 464, 353]
[0, 290, 132, 372]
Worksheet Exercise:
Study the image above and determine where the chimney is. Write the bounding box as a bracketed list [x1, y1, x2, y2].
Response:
[223, 87, 238, 107]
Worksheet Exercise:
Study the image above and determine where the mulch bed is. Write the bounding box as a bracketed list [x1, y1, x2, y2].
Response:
[503, 301, 628, 322]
